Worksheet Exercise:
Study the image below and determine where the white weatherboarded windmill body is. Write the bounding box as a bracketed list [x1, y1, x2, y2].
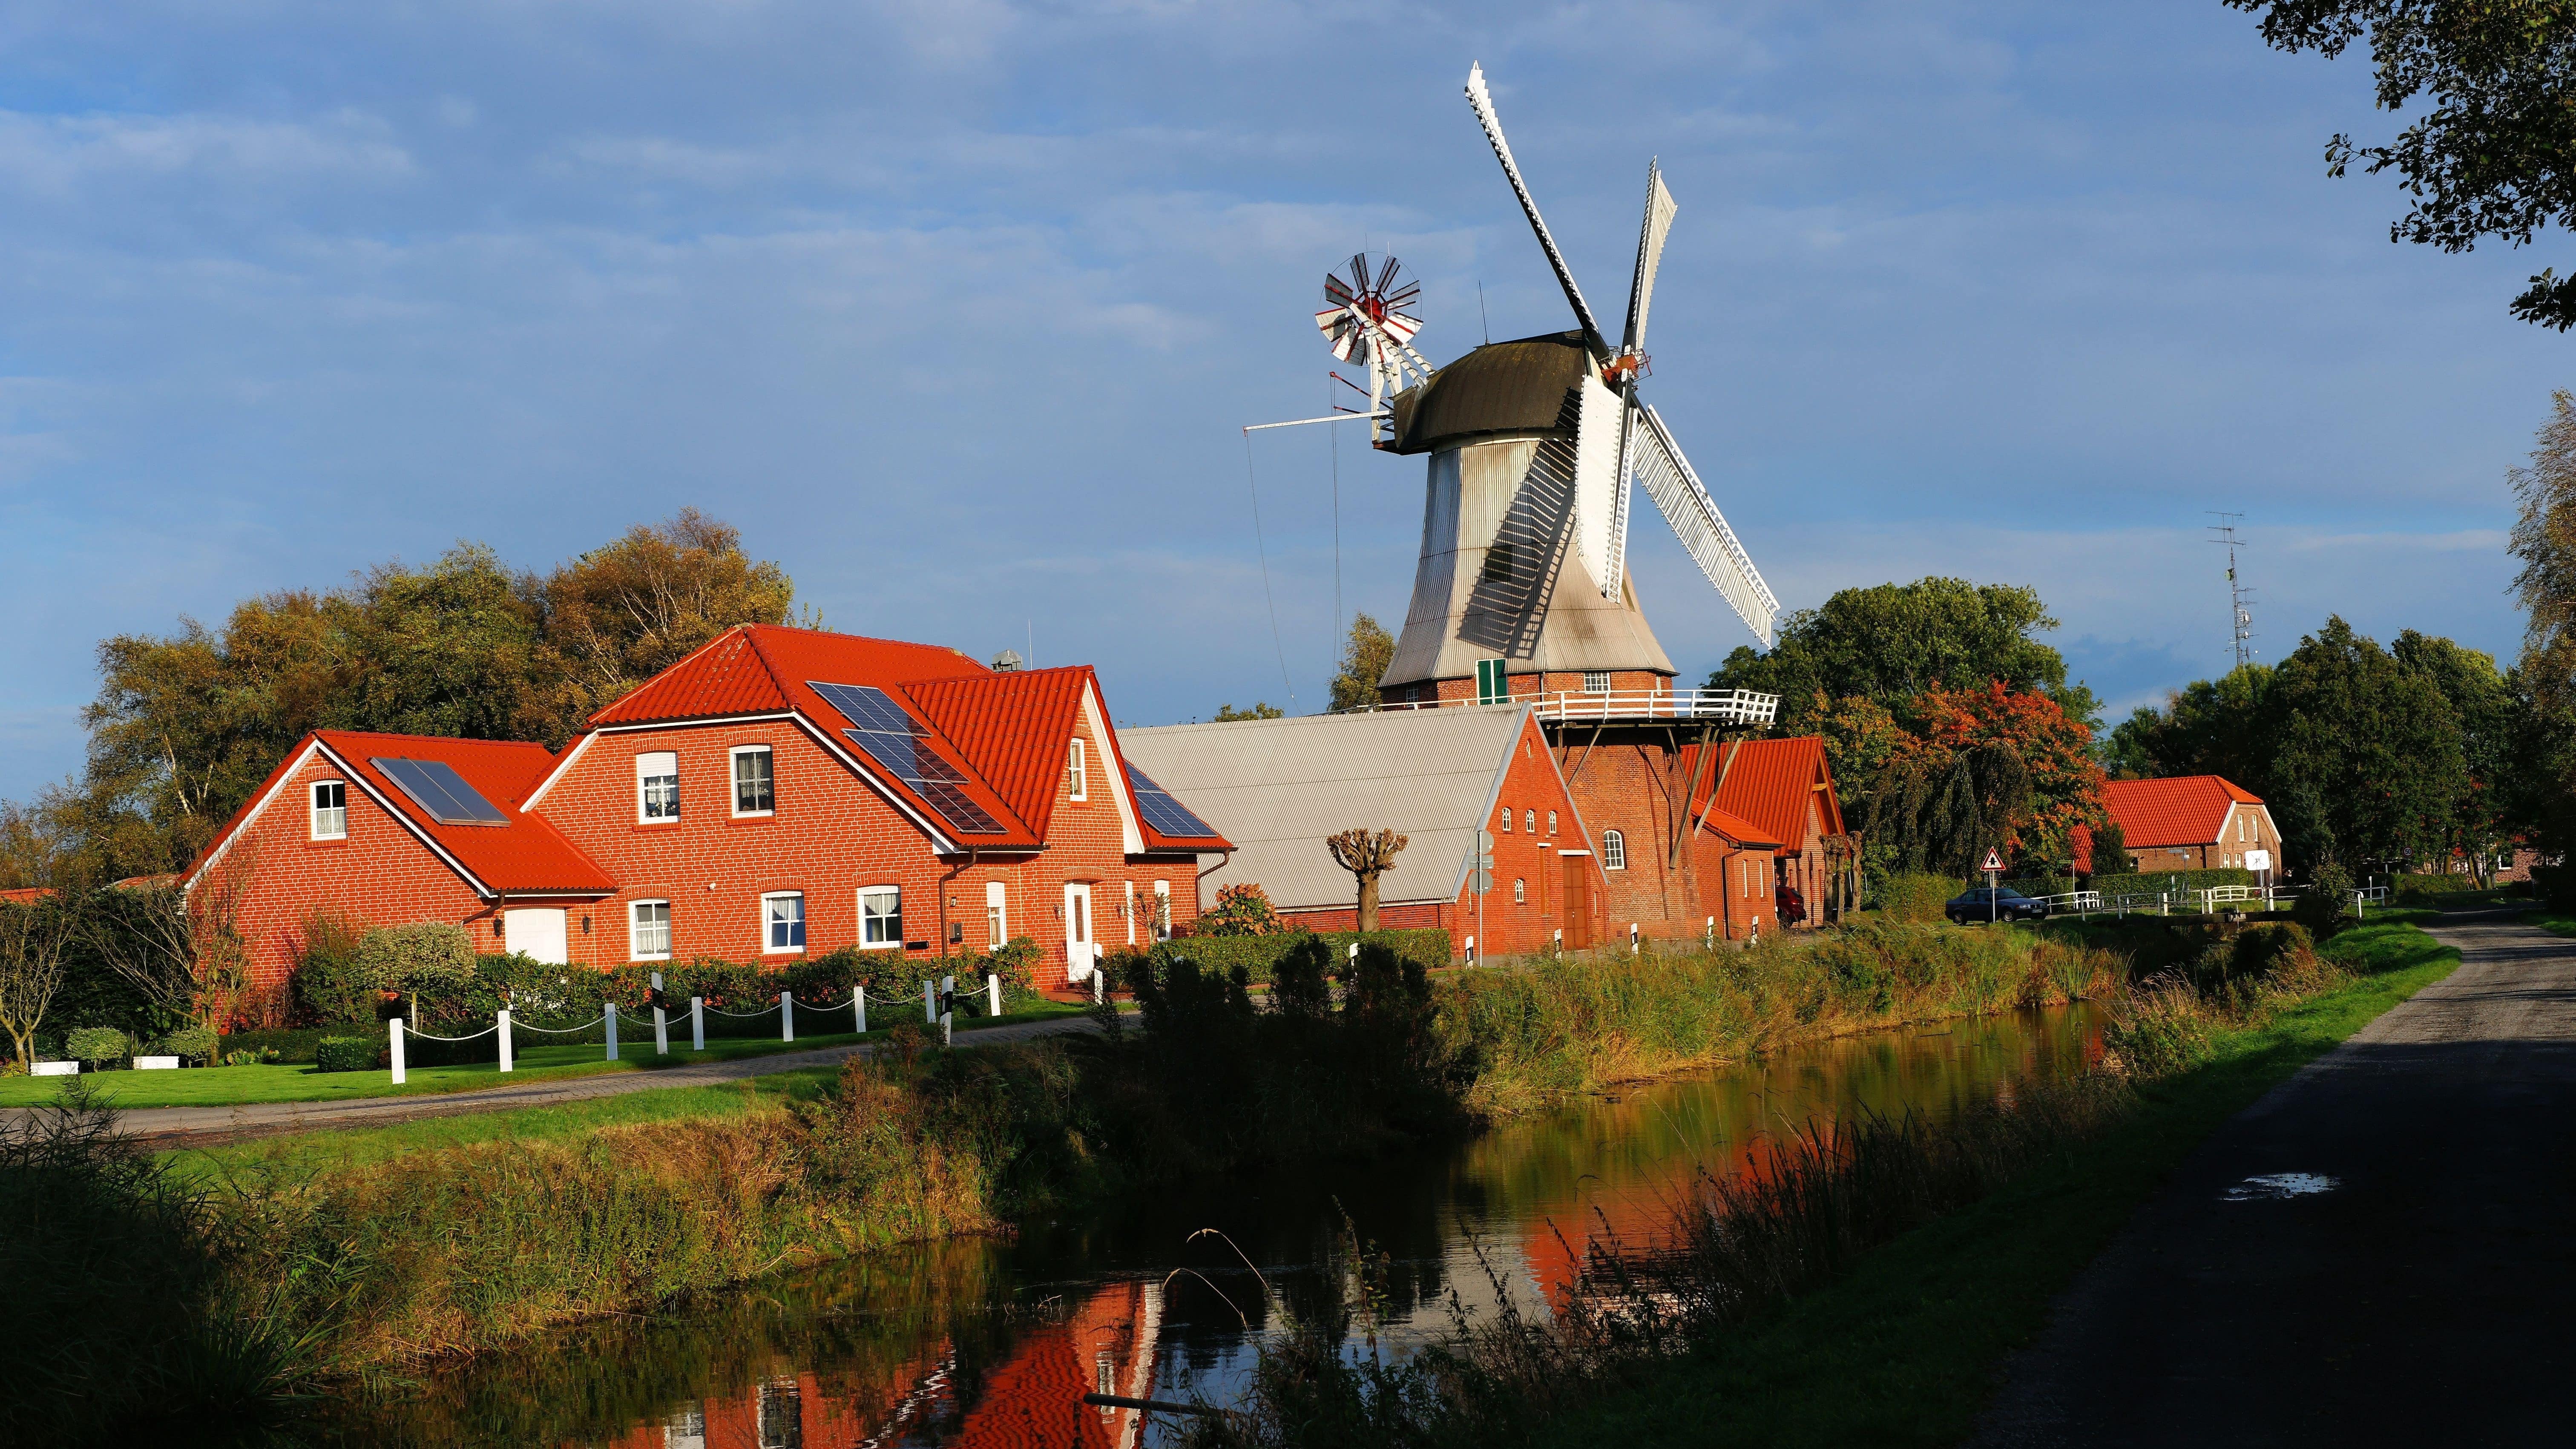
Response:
[1270, 65, 1780, 707]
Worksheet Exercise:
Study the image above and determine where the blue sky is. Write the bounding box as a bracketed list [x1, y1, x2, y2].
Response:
[0, 0, 2558, 800]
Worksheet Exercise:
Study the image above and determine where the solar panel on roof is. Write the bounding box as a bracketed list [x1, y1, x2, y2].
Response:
[807, 681, 1006, 836]
[371, 757, 511, 826]
[1123, 761, 1219, 840]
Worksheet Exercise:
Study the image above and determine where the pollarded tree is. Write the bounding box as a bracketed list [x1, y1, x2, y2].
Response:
[1325, 828, 1408, 933]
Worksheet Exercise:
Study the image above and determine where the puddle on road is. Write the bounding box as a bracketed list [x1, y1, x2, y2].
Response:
[2225, 1172, 2340, 1200]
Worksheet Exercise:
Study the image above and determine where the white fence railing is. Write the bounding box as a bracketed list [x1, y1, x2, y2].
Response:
[1354, 687, 1781, 727]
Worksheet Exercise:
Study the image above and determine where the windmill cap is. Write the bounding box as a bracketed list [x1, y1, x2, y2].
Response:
[1384, 331, 1593, 455]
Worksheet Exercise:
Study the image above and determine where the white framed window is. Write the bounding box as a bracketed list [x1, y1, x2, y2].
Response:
[1524, 809, 1536, 834]
[732, 745, 775, 816]
[1123, 880, 1138, 944]
[1582, 671, 1611, 694]
[1500, 807, 1513, 834]
[859, 887, 903, 949]
[1513, 877, 1526, 905]
[1547, 810, 1558, 836]
[985, 880, 1008, 949]
[310, 780, 347, 840]
[1602, 830, 1627, 870]
[636, 751, 679, 823]
[762, 891, 805, 953]
[630, 900, 672, 961]
[1154, 880, 1172, 940]
[1066, 739, 1088, 800]
[2239, 811, 2252, 842]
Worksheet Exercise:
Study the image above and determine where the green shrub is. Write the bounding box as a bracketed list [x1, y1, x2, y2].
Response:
[2391, 873, 2479, 902]
[217, 1027, 334, 1065]
[1876, 873, 1961, 923]
[2229, 921, 2315, 980]
[2102, 978, 2216, 1076]
[2533, 862, 2576, 909]
[1194, 883, 1285, 937]
[354, 923, 477, 996]
[152, 1026, 217, 1062]
[63, 1027, 129, 1066]
[2294, 861, 2354, 935]
[288, 906, 374, 1025]
[1144, 927, 1450, 983]
[313, 1036, 378, 1073]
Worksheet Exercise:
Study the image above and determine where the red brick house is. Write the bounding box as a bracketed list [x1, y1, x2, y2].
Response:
[1118, 706, 1608, 957]
[190, 626, 1229, 993]
[1703, 736, 1851, 929]
[2077, 775, 2283, 879]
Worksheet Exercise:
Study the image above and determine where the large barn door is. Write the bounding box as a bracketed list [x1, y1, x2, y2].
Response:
[1558, 854, 1595, 949]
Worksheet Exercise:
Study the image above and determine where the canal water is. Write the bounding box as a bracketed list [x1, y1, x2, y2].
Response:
[322, 1005, 2102, 1448]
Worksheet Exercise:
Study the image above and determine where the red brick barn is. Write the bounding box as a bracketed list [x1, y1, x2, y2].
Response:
[189, 625, 1228, 995]
[2079, 775, 2283, 880]
[1705, 735, 1851, 929]
[1118, 706, 1606, 958]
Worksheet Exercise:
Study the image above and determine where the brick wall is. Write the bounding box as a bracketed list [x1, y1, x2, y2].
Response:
[223, 745, 494, 991]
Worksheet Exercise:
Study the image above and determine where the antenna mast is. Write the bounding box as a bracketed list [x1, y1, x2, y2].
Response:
[2208, 512, 2253, 669]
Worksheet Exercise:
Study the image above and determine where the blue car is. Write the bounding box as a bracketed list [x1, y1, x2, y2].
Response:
[1946, 886, 2047, 924]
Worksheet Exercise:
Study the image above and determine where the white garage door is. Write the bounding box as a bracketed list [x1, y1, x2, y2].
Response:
[503, 908, 569, 964]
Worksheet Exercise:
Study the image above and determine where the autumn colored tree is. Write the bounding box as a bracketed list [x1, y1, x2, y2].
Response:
[1325, 828, 1408, 932]
[1865, 683, 2105, 877]
[1197, 882, 1284, 937]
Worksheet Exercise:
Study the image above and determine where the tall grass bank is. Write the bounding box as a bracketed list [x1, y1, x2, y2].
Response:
[5, 923, 2123, 1440]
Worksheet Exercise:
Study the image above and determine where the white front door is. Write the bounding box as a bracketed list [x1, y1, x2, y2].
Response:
[1064, 883, 1095, 981]
[503, 907, 569, 964]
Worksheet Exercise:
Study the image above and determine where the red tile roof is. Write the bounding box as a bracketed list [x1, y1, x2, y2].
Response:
[1696, 803, 1785, 850]
[1695, 736, 1840, 854]
[907, 667, 1092, 841]
[316, 732, 617, 895]
[587, 624, 982, 728]
[2099, 775, 2263, 850]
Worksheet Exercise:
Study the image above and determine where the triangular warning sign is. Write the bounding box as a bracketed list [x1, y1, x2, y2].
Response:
[1980, 848, 2004, 873]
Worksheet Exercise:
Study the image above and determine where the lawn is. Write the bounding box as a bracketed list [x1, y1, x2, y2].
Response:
[1541, 918, 2462, 1449]
[0, 1001, 1091, 1108]
[158, 1062, 854, 1185]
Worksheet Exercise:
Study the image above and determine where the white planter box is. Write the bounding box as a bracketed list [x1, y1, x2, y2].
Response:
[31, 1061, 78, 1077]
[134, 1055, 181, 1070]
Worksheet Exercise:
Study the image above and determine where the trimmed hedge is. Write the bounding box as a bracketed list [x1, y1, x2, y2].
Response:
[152, 1026, 217, 1062]
[313, 1036, 378, 1073]
[2391, 873, 2480, 901]
[218, 1027, 336, 1065]
[1134, 927, 1452, 983]
[63, 1027, 129, 1066]
[1875, 873, 1961, 924]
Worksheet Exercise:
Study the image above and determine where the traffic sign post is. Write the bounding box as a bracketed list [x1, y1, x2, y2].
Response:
[1982, 847, 2004, 923]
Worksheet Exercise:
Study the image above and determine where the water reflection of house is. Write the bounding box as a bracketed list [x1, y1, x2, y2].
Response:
[616, 1279, 1163, 1449]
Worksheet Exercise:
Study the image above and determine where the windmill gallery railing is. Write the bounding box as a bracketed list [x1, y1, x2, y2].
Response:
[1352, 687, 1780, 727]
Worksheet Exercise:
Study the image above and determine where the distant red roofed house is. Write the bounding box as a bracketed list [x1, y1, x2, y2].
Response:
[187, 626, 1228, 995]
[2076, 776, 2282, 878]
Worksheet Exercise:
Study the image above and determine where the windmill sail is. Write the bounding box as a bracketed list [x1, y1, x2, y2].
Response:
[1629, 402, 1779, 647]
[1623, 162, 1677, 356]
[1464, 63, 1611, 363]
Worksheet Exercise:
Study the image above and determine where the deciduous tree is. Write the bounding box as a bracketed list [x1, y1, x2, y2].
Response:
[1329, 613, 1395, 713]
[1709, 577, 2100, 732]
[2226, 2, 2576, 328]
[1325, 827, 1407, 932]
[0, 893, 74, 1068]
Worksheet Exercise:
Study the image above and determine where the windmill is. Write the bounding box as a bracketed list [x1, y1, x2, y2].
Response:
[1361, 63, 1777, 700]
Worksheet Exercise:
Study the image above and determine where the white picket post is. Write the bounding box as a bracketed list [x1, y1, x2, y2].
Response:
[605, 1000, 619, 1061]
[854, 989, 867, 1035]
[652, 972, 669, 1055]
[1705, 916, 1716, 950]
[690, 996, 704, 1051]
[1630, 922, 1640, 955]
[941, 974, 955, 1047]
[1553, 927, 1563, 957]
[924, 980, 937, 1024]
[987, 973, 1001, 1018]
[498, 1008, 514, 1073]
[1465, 935, 1477, 967]
[390, 1016, 406, 1085]
[782, 990, 795, 1043]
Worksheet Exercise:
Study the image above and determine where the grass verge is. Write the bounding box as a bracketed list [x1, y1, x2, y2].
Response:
[1535, 919, 2457, 1449]
[0, 1003, 1088, 1108]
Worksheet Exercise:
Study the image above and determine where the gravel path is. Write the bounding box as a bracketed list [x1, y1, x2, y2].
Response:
[36, 1014, 1104, 1148]
[1972, 908, 2576, 1446]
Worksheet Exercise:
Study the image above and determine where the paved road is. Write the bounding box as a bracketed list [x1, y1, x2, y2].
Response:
[1974, 908, 2576, 1446]
[36, 1014, 1103, 1147]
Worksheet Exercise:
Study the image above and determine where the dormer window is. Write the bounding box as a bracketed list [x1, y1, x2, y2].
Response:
[311, 781, 347, 840]
[1066, 739, 1088, 800]
[637, 751, 679, 823]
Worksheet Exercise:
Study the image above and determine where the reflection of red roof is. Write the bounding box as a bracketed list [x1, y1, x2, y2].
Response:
[1698, 736, 1839, 855]
[2101, 775, 2262, 849]
[0, 887, 53, 905]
